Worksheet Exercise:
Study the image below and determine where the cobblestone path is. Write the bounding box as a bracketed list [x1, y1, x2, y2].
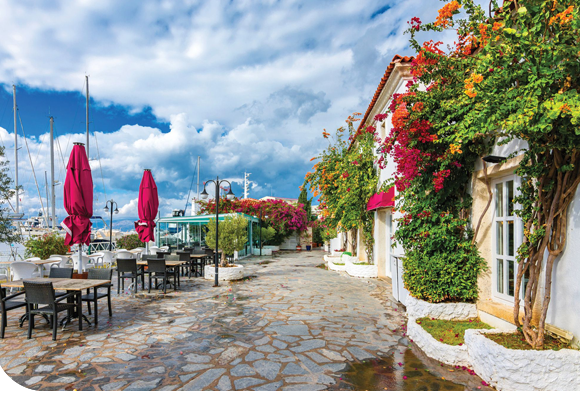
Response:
[0, 251, 489, 391]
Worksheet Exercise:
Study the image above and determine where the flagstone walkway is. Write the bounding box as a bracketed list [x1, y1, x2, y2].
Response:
[0, 251, 489, 391]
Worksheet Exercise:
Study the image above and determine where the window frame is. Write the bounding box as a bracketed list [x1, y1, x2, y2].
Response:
[491, 174, 523, 304]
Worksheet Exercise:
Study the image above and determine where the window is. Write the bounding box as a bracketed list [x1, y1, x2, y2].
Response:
[492, 176, 522, 303]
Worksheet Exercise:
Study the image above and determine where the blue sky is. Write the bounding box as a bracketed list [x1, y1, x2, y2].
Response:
[0, 0, 485, 231]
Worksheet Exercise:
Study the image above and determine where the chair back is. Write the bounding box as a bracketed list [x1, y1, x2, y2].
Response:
[49, 267, 73, 279]
[159, 246, 169, 251]
[98, 251, 115, 265]
[88, 268, 113, 281]
[176, 252, 190, 262]
[205, 248, 214, 256]
[23, 281, 55, 304]
[50, 255, 71, 268]
[11, 262, 39, 281]
[116, 250, 134, 260]
[147, 259, 166, 273]
[183, 247, 193, 252]
[25, 257, 41, 262]
[193, 248, 205, 255]
[165, 254, 179, 261]
[148, 246, 160, 255]
[117, 258, 138, 274]
[141, 254, 157, 261]
[72, 255, 91, 270]
[156, 251, 171, 258]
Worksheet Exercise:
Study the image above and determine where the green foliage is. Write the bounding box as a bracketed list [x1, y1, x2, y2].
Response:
[205, 215, 248, 265]
[312, 226, 323, 244]
[298, 186, 312, 221]
[252, 226, 276, 246]
[24, 233, 68, 260]
[417, 317, 491, 346]
[116, 234, 145, 250]
[304, 114, 379, 260]
[0, 146, 21, 246]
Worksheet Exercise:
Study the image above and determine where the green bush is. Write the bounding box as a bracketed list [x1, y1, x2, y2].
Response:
[401, 216, 486, 303]
[116, 234, 145, 250]
[205, 215, 248, 266]
[24, 233, 69, 260]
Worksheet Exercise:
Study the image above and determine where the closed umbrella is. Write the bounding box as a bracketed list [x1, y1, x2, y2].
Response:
[135, 169, 159, 254]
[61, 143, 93, 273]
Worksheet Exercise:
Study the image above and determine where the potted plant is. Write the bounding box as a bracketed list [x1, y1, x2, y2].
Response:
[204, 215, 247, 281]
[301, 230, 312, 251]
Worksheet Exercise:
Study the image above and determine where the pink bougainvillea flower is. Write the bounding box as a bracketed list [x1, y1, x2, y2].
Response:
[347, 188, 351, 192]
[403, 376, 407, 380]
[352, 160, 359, 165]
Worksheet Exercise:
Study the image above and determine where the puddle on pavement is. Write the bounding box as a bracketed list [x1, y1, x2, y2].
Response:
[335, 343, 493, 391]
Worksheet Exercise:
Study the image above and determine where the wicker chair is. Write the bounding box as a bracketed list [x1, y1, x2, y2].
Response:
[176, 251, 193, 278]
[48, 268, 74, 297]
[146, 259, 175, 294]
[22, 281, 77, 340]
[1, 287, 27, 339]
[116, 259, 143, 294]
[82, 268, 112, 324]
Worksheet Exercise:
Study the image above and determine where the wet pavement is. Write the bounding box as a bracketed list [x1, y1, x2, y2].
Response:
[0, 251, 491, 391]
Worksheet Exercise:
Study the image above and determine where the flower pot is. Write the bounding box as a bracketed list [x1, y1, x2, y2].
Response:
[296, 245, 302, 251]
[203, 264, 244, 281]
[345, 259, 378, 278]
[306, 245, 311, 251]
[72, 272, 88, 279]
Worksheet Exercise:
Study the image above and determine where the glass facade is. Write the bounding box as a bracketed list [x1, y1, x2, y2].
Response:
[155, 213, 259, 257]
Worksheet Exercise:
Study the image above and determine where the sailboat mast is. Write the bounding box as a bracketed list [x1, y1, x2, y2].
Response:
[50, 116, 56, 229]
[86, 75, 89, 160]
[13, 85, 18, 214]
[197, 156, 200, 200]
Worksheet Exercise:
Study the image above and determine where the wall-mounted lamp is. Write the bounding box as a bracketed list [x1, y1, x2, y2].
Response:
[482, 155, 507, 163]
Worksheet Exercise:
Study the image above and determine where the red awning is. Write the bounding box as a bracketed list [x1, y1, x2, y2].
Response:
[367, 187, 395, 211]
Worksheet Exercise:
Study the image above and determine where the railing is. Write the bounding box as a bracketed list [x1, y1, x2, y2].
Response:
[88, 242, 116, 253]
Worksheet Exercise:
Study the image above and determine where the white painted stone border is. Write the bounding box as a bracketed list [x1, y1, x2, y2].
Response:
[406, 295, 478, 321]
[407, 317, 470, 367]
[328, 260, 346, 272]
[204, 265, 244, 281]
[263, 245, 280, 251]
[345, 259, 378, 278]
[323, 255, 341, 263]
[465, 329, 580, 391]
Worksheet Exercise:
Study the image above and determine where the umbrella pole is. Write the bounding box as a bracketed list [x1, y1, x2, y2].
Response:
[78, 244, 83, 274]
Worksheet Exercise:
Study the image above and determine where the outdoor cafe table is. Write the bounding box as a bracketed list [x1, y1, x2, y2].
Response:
[136, 260, 186, 290]
[0, 277, 111, 331]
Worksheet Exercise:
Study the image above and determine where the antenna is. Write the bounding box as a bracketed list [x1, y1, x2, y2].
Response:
[244, 172, 251, 199]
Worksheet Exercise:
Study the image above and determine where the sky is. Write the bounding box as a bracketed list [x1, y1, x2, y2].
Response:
[0, 0, 486, 231]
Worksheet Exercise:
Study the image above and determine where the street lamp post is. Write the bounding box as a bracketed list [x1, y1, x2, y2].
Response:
[200, 176, 235, 287]
[103, 200, 119, 251]
[259, 208, 262, 257]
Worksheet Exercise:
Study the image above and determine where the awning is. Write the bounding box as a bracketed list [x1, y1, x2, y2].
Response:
[367, 187, 395, 211]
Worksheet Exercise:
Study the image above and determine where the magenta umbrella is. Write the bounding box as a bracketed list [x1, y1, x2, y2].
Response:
[61, 143, 93, 272]
[135, 169, 159, 253]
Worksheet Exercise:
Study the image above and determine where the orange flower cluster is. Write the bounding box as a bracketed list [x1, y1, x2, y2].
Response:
[434, 1, 461, 28]
[412, 102, 424, 112]
[478, 23, 490, 46]
[549, 6, 574, 25]
[560, 103, 571, 113]
[492, 21, 504, 31]
[322, 129, 330, 138]
[449, 143, 463, 154]
[464, 73, 483, 98]
[392, 103, 409, 128]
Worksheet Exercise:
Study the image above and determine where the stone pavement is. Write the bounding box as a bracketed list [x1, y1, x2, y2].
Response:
[0, 251, 489, 391]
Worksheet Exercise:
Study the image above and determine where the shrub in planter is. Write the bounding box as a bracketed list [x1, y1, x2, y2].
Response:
[24, 233, 69, 259]
[116, 234, 145, 251]
[205, 215, 248, 267]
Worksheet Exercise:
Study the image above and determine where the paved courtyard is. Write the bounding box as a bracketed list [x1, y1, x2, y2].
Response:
[0, 251, 489, 391]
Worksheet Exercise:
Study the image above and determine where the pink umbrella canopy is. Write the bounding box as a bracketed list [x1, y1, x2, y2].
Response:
[61, 143, 93, 246]
[135, 169, 159, 243]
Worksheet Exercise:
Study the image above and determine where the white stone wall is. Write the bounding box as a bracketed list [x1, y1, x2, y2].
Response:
[406, 296, 478, 321]
[465, 329, 580, 391]
[204, 265, 244, 281]
[345, 259, 378, 278]
[328, 260, 346, 272]
[407, 318, 470, 367]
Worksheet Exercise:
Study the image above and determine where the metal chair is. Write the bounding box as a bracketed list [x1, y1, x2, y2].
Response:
[146, 259, 174, 294]
[0, 287, 27, 339]
[176, 251, 193, 278]
[23, 281, 77, 341]
[116, 258, 143, 294]
[82, 268, 113, 324]
[156, 251, 171, 259]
